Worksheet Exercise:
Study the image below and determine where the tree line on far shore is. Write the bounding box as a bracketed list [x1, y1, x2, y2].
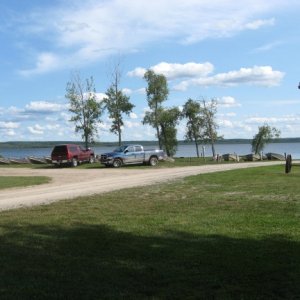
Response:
[66, 62, 280, 157]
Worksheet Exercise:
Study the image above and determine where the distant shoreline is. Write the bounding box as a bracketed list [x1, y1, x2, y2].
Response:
[1, 138, 300, 149]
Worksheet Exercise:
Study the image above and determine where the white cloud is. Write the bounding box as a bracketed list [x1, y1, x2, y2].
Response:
[124, 120, 141, 129]
[16, 0, 298, 75]
[127, 67, 147, 78]
[244, 18, 275, 30]
[245, 115, 300, 124]
[128, 62, 214, 80]
[25, 101, 66, 113]
[19, 52, 61, 76]
[218, 96, 241, 108]
[218, 119, 234, 128]
[129, 112, 138, 119]
[28, 124, 44, 135]
[175, 66, 284, 90]
[0, 121, 19, 129]
[252, 40, 284, 53]
[122, 88, 132, 95]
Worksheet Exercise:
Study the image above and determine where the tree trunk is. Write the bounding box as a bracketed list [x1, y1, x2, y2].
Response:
[118, 127, 122, 146]
[195, 140, 200, 158]
[84, 134, 89, 150]
[211, 142, 216, 158]
[156, 125, 162, 149]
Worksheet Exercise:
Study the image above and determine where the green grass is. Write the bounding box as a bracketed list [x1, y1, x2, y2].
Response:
[0, 165, 299, 299]
[0, 176, 50, 189]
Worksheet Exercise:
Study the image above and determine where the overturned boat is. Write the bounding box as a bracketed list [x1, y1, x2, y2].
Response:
[222, 153, 240, 161]
[9, 158, 30, 164]
[28, 156, 48, 164]
[266, 152, 286, 161]
[0, 158, 10, 165]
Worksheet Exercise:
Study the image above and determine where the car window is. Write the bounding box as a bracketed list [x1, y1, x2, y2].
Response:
[52, 145, 67, 155]
[70, 146, 78, 152]
[135, 146, 142, 152]
[127, 146, 134, 152]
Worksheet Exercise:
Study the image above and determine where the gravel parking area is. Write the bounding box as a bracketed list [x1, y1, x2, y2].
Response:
[0, 161, 283, 211]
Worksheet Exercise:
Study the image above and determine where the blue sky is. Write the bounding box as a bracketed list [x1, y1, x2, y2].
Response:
[1, 0, 300, 142]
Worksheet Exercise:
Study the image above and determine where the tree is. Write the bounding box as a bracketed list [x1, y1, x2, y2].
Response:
[143, 70, 169, 149]
[66, 73, 102, 149]
[201, 99, 219, 158]
[251, 124, 281, 154]
[104, 61, 134, 146]
[158, 107, 181, 157]
[182, 99, 204, 157]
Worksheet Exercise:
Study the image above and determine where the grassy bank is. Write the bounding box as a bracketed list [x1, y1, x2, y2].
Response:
[0, 176, 50, 189]
[0, 165, 299, 299]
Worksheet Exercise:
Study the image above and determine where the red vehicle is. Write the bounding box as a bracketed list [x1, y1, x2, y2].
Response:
[51, 144, 95, 167]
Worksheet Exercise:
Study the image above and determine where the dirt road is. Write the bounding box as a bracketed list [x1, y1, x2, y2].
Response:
[0, 161, 283, 211]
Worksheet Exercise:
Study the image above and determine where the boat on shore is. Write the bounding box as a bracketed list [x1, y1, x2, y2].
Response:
[0, 158, 10, 164]
[243, 153, 262, 161]
[222, 153, 240, 161]
[9, 158, 30, 164]
[266, 152, 286, 161]
[28, 156, 48, 164]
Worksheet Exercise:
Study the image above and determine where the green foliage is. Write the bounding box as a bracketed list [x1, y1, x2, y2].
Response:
[66, 73, 102, 149]
[252, 124, 281, 154]
[182, 99, 204, 157]
[201, 99, 220, 157]
[143, 70, 169, 149]
[158, 107, 181, 156]
[104, 60, 134, 146]
[104, 87, 134, 146]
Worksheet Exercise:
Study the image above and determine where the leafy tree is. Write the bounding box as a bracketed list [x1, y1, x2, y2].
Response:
[201, 99, 220, 158]
[143, 70, 169, 149]
[252, 124, 281, 154]
[104, 61, 134, 146]
[182, 99, 204, 157]
[158, 107, 181, 157]
[66, 73, 102, 149]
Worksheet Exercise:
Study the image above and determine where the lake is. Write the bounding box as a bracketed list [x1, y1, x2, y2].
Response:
[1, 142, 300, 159]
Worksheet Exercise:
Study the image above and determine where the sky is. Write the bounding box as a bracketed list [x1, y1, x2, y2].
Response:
[1, 0, 300, 142]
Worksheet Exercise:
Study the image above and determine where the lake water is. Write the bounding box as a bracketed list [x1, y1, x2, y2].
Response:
[1, 142, 300, 159]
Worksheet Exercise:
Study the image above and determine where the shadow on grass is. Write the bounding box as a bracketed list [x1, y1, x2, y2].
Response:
[0, 224, 299, 299]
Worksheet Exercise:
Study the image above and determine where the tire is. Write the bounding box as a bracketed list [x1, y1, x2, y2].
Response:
[71, 158, 78, 167]
[112, 159, 122, 168]
[89, 156, 95, 164]
[149, 156, 158, 166]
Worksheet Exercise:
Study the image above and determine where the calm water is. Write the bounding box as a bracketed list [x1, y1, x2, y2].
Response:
[1, 142, 300, 159]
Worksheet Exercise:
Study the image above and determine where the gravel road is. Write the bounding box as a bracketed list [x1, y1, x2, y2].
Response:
[0, 161, 283, 211]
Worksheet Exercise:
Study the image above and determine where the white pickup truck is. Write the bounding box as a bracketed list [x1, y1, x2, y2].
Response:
[100, 144, 165, 167]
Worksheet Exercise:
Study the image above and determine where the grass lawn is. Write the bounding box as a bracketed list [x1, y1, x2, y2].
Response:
[0, 165, 299, 299]
[0, 176, 50, 189]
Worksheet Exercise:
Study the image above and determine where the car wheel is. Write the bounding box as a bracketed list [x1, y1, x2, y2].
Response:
[113, 159, 122, 168]
[149, 156, 158, 166]
[89, 156, 95, 164]
[71, 158, 78, 167]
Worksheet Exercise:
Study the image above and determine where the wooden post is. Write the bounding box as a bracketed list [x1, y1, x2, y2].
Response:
[285, 154, 292, 174]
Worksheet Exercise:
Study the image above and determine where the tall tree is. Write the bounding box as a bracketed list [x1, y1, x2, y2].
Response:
[104, 60, 134, 146]
[158, 107, 181, 157]
[202, 99, 219, 158]
[182, 99, 204, 157]
[252, 124, 281, 154]
[66, 73, 102, 149]
[143, 70, 169, 149]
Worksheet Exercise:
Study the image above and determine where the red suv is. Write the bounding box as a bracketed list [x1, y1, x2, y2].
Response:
[51, 144, 95, 167]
